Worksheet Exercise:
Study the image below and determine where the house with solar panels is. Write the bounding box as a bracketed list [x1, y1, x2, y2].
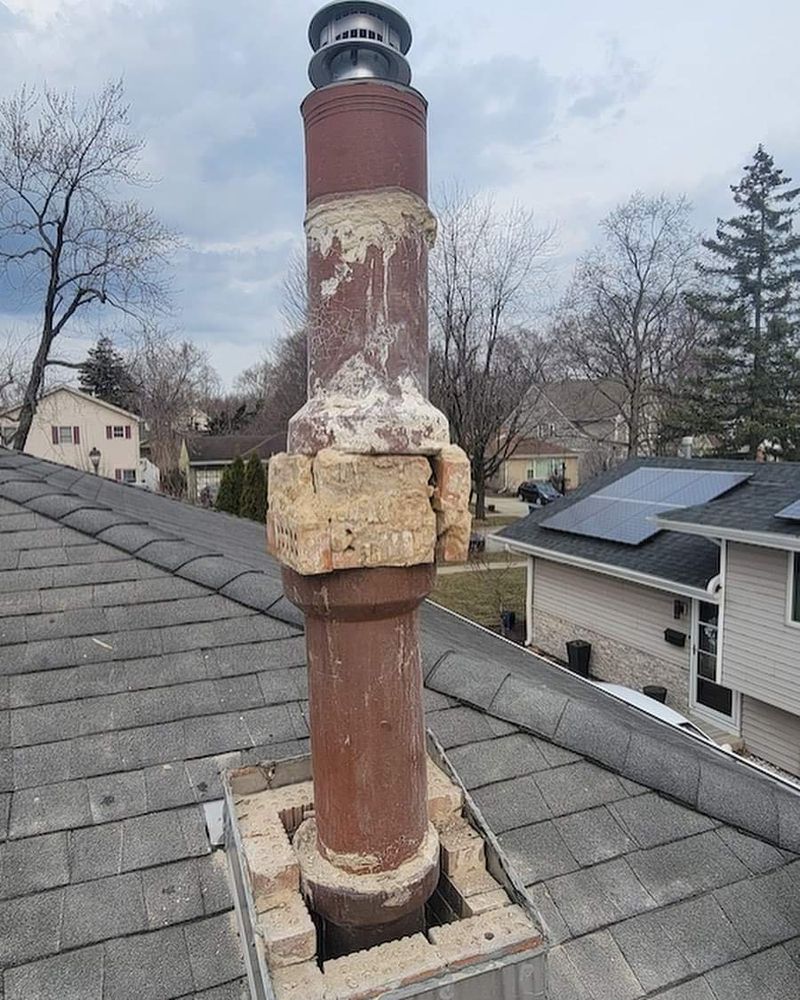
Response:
[498, 456, 800, 778]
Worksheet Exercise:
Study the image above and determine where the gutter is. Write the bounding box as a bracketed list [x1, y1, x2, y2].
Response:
[498, 535, 718, 603]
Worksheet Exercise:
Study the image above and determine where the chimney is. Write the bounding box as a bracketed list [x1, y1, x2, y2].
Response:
[266, 1, 471, 957]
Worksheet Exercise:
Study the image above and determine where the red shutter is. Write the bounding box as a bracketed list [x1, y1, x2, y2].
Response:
[125, 425, 131, 439]
[73, 426, 80, 445]
[106, 426, 112, 439]
[51, 426, 59, 445]
[115, 469, 122, 481]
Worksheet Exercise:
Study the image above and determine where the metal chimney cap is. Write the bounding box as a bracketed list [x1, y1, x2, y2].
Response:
[308, 2, 413, 89]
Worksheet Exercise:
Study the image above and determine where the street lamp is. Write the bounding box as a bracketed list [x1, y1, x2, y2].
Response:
[89, 447, 101, 475]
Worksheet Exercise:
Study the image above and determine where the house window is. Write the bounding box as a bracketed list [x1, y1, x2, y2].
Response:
[115, 469, 137, 483]
[527, 458, 561, 480]
[51, 426, 80, 445]
[790, 554, 800, 623]
[113, 426, 124, 438]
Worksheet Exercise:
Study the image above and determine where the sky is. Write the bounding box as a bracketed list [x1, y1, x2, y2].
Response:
[1, 0, 799, 387]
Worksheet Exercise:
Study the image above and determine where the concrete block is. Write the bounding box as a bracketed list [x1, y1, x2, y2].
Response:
[267, 450, 437, 575]
[258, 895, 317, 968]
[466, 888, 511, 916]
[272, 961, 327, 1000]
[426, 759, 463, 826]
[429, 904, 542, 971]
[439, 817, 486, 877]
[323, 933, 445, 999]
[241, 821, 299, 911]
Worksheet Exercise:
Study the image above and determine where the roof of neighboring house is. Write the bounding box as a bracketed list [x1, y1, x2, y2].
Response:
[1, 447, 799, 1000]
[500, 456, 800, 593]
[510, 438, 579, 459]
[182, 433, 284, 465]
[536, 379, 627, 426]
[0, 385, 142, 423]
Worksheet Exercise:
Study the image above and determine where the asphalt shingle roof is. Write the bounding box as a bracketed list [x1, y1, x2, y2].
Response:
[498, 455, 800, 589]
[183, 434, 284, 465]
[1, 447, 799, 1000]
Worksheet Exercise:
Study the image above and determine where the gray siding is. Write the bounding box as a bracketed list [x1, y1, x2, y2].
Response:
[532, 559, 689, 668]
[741, 695, 800, 777]
[721, 542, 800, 716]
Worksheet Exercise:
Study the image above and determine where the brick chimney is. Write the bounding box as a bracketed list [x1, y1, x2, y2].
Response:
[266, 1, 471, 958]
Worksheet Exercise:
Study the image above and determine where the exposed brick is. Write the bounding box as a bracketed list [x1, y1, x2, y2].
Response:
[429, 904, 542, 971]
[258, 894, 316, 967]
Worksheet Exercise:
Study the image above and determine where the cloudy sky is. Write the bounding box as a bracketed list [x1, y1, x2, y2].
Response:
[1, 0, 799, 386]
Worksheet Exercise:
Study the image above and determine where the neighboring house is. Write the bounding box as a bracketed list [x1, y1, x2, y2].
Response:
[1, 447, 799, 999]
[500, 456, 800, 777]
[179, 432, 283, 503]
[528, 379, 632, 479]
[0, 385, 142, 483]
[493, 438, 580, 494]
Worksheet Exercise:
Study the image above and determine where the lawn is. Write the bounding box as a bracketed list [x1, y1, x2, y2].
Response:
[430, 565, 527, 631]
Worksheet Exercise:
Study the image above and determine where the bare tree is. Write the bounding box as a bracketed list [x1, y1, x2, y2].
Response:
[0, 81, 178, 450]
[429, 187, 555, 519]
[554, 192, 698, 456]
[0, 329, 31, 410]
[129, 330, 216, 486]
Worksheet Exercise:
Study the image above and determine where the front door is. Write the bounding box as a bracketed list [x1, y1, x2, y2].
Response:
[690, 600, 738, 727]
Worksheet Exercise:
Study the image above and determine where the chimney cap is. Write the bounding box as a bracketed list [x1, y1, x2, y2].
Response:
[308, 2, 413, 89]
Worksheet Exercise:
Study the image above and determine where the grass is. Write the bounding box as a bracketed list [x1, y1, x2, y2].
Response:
[430, 565, 527, 630]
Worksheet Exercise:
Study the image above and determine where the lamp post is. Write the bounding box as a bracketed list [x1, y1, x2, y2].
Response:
[89, 447, 101, 475]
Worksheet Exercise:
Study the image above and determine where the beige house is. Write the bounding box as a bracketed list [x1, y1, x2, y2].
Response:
[0, 386, 141, 483]
[499, 456, 800, 777]
[494, 438, 580, 493]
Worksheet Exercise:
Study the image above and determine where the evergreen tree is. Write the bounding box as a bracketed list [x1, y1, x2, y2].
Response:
[79, 335, 137, 410]
[215, 454, 245, 514]
[240, 453, 267, 522]
[687, 146, 800, 457]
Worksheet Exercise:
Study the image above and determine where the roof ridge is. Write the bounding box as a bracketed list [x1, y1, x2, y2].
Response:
[423, 606, 800, 854]
[0, 449, 298, 626]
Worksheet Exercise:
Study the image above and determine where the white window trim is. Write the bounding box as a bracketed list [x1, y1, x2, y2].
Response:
[689, 595, 741, 732]
[58, 426, 74, 444]
[784, 551, 800, 630]
[112, 425, 125, 438]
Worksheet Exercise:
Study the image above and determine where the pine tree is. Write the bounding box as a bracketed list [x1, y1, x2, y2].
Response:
[687, 146, 800, 457]
[79, 335, 138, 410]
[215, 454, 245, 514]
[240, 453, 267, 522]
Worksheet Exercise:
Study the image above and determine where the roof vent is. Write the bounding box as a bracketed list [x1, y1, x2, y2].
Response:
[308, 2, 412, 89]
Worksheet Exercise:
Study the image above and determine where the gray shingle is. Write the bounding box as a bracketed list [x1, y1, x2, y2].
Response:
[651, 979, 716, 1000]
[427, 652, 509, 710]
[609, 793, 717, 849]
[194, 981, 250, 1000]
[489, 673, 568, 737]
[626, 830, 749, 906]
[9, 779, 91, 838]
[446, 733, 550, 788]
[24, 494, 99, 520]
[561, 929, 644, 1000]
[0, 831, 70, 899]
[143, 763, 196, 812]
[623, 730, 701, 805]
[554, 698, 632, 772]
[715, 825, 788, 875]
[471, 775, 551, 833]
[177, 556, 250, 591]
[546, 863, 647, 938]
[61, 871, 147, 949]
[0, 887, 64, 965]
[534, 761, 628, 817]
[499, 821, 580, 885]
[142, 858, 206, 929]
[525, 883, 571, 946]
[656, 895, 749, 975]
[103, 925, 194, 1000]
[69, 822, 124, 881]
[553, 805, 637, 866]
[697, 760, 780, 844]
[611, 909, 693, 993]
[704, 945, 800, 1000]
[778, 789, 800, 853]
[546, 946, 594, 1000]
[60, 508, 141, 536]
[87, 771, 148, 823]
[219, 572, 283, 612]
[714, 867, 800, 950]
[184, 912, 245, 991]
[121, 806, 209, 871]
[137, 540, 220, 571]
[427, 706, 515, 749]
[4, 944, 104, 1000]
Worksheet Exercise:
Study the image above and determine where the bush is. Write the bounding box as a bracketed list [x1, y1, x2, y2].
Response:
[240, 453, 267, 522]
[215, 454, 245, 514]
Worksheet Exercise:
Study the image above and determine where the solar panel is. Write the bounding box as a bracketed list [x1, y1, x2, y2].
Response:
[541, 467, 751, 546]
[775, 499, 800, 521]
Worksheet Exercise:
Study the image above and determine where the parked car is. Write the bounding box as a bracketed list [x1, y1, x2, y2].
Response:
[517, 480, 562, 506]
[592, 682, 714, 742]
